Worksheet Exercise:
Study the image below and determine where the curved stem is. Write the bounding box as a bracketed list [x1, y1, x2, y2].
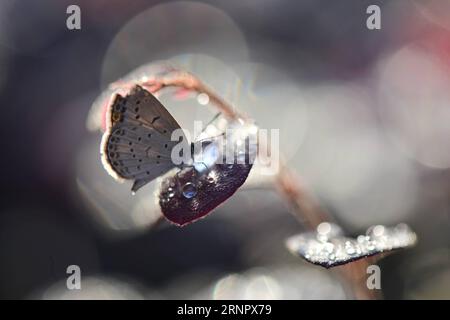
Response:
[143, 71, 247, 121]
[274, 159, 379, 299]
[147, 69, 380, 300]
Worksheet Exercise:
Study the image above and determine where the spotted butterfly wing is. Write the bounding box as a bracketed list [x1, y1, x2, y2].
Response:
[101, 85, 188, 192]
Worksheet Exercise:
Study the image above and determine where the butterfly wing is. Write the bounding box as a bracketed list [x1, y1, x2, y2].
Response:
[101, 85, 188, 192]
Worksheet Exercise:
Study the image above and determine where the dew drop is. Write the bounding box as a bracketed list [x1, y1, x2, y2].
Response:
[323, 242, 334, 253]
[345, 246, 356, 255]
[369, 225, 385, 237]
[317, 222, 332, 235]
[237, 150, 246, 162]
[197, 93, 210, 105]
[167, 189, 175, 198]
[182, 182, 197, 199]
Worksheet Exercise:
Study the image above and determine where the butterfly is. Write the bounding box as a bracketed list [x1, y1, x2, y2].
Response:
[101, 85, 255, 226]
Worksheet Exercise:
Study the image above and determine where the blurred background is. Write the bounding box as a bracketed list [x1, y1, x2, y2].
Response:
[0, 0, 448, 299]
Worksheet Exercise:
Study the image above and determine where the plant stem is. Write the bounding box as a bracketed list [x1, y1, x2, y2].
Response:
[149, 70, 380, 300]
[143, 71, 246, 121]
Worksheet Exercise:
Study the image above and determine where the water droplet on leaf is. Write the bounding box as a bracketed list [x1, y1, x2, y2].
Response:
[182, 182, 197, 199]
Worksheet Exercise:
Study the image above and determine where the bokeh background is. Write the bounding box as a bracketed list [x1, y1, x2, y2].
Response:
[0, 0, 449, 299]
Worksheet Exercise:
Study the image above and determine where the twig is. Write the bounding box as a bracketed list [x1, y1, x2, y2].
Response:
[275, 160, 329, 229]
[275, 159, 379, 299]
[142, 71, 246, 121]
[147, 69, 380, 300]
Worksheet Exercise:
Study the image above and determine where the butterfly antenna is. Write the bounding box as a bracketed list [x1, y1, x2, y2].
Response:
[197, 112, 222, 138]
[195, 132, 225, 143]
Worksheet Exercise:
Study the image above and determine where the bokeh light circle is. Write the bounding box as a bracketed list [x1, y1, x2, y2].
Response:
[101, 1, 249, 86]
